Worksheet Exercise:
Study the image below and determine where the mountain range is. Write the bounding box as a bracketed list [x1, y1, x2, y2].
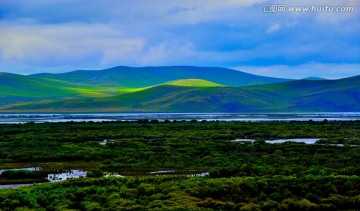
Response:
[32, 66, 290, 87]
[0, 66, 359, 112]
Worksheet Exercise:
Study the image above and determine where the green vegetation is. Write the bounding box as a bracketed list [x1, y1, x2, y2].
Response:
[0, 65, 288, 111]
[1, 175, 360, 210]
[0, 72, 120, 108]
[0, 73, 119, 98]
[0, 121, 359, 170]
[5, 75, 360, 112]
[1, 170, 40, 180]
[0, 170, 48, 185]
[1, 67, 359, 112]
[162, 79, 222, 87]
[0, 121, 359, 210]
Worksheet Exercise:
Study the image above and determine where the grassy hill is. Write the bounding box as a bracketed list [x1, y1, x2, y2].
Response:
[1, 66, 359, 112]
[0, 81, 275, 112]
[0, 76, 222, 109]
[4, 75, 360, 112]
[241, 75, 360, 111]
[162, 79, 222, 87]
[32, 66, 290, 87]
[0, 72, 118, 106]
[0, 65, 286, 107]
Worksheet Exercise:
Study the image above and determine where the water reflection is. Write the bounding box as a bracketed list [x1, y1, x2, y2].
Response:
[232, 138, 358, 146]
[265, 138, 320, 144]
[0, 167, 40, 174]
[0, 184, 33, 189]
[0, 168, 209, 189]
[148, 170, 176, 174]
[47, 170, 87, 182]
[0, 168, 88, 189]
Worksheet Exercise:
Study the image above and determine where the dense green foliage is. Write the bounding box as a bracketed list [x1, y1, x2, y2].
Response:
[1, 175, 360, 210]
[1, 170, 41, 180]
[1, 121, 359, 172]
[0, 170, 48, 185]
[0, 121, 359, 210]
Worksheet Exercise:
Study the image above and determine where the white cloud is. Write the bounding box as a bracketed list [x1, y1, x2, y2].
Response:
[266, 24, 281, 34]
[140, 42, 197, 65]
[129, 0, 265, 25]
[233, 63, 360, 79]
[0, 0, 358, 79]
[0, 22, 144, 67]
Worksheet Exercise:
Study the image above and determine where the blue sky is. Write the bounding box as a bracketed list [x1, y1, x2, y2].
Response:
[0, 0, 359, 79]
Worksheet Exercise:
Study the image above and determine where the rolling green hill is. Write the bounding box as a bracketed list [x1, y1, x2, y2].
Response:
[1, 86, 265, 112]
[4, 75, 360, 112]
[162, 79, 222, 87]
[241, 75, 360, 111]
[0, 72, 118, 106]
[0, 65, 286, 107]
[0, 74, 223, 109]
[1, 66, 359, 112]
[32, 66, 290, 87]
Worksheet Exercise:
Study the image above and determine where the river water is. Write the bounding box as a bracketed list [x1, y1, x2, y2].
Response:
[0, 168, 209, 189]
[0, 112, 359, 124]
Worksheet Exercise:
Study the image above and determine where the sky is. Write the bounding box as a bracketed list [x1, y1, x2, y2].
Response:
[0, 0, 359, 79]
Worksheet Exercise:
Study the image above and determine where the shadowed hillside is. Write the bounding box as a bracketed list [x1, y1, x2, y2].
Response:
[4, 75, 360, 112]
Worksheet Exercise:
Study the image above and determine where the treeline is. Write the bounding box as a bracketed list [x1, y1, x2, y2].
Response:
[1, 175, 359, 210]
[1, 120, 359, 144]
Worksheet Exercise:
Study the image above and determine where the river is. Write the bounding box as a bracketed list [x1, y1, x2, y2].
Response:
[0, 112, 359, 124]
